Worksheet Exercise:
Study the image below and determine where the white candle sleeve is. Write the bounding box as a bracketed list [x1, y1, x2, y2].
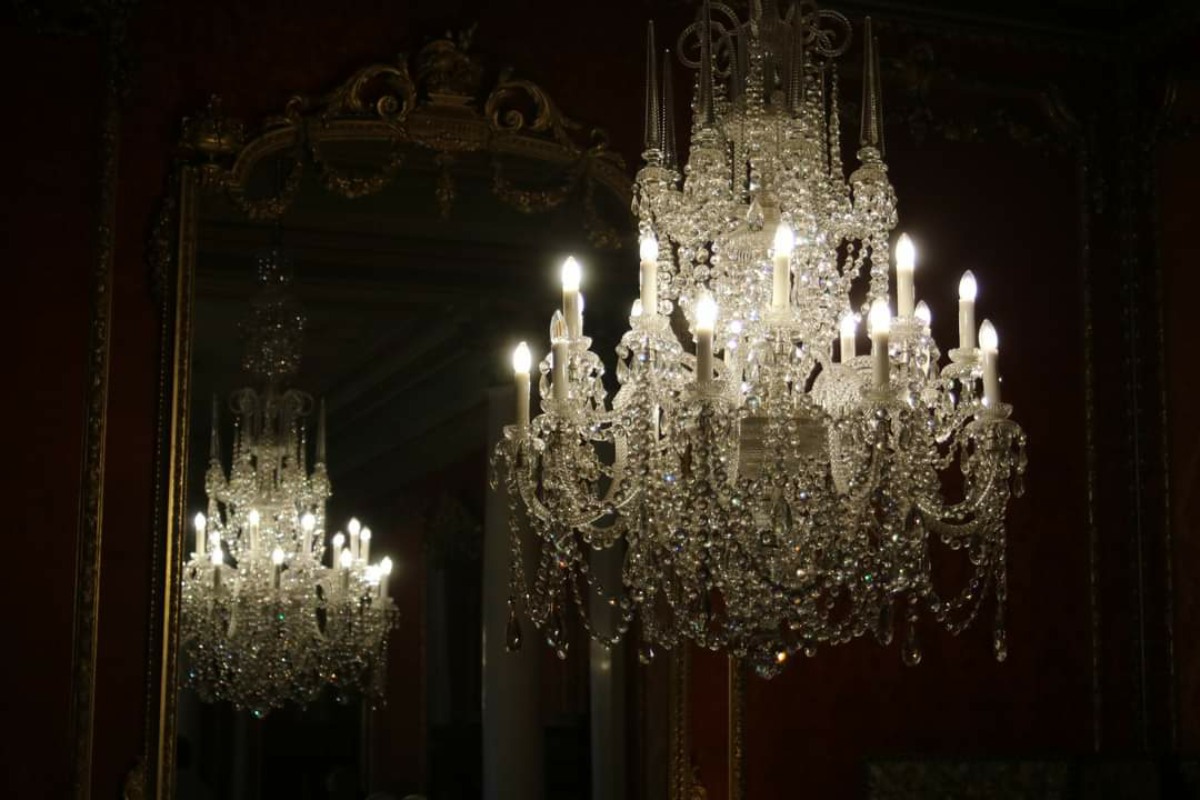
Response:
[772, 223, 794, 311]
[839, 314, 857, 363]
[979, 320, 1001, 406]
[552, 340, 568, 403]
[869, 300, 891, 390]
[895, 233, 916, 317]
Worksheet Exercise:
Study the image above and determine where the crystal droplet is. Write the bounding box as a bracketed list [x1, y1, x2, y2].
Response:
[746, 196, 764, 229]
[771, 497, 793, 538]
[556, 647, 569, 661]
[902, 620, 922, 667]
[875, 601, 894, 646]
[638, 642, 656, 664]
[505, 610, 523, 653]
[1013, 474, 1025, 498]
[993, 601, 1008, 662]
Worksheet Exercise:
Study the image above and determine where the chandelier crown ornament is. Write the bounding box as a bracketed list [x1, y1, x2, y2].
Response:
[491, 0, 1027, 676]
[181, 245, 398, 715]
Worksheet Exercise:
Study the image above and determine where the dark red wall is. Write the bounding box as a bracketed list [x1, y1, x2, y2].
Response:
[1161, 75, 1200, 755]
[1, 23, 102, 799]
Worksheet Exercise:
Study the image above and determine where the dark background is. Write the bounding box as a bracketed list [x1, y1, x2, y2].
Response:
[2, 0, 1198, 796]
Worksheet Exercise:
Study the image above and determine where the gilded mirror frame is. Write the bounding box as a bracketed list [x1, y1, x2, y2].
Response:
[145, 35, 742, 800]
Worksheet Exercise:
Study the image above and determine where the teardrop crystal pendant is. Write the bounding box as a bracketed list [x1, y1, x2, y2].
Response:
[505, 604, 523, 653]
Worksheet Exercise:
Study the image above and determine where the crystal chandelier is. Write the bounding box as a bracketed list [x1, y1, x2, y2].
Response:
[181, 245, 398, 714]
[492, 1, 1027, 676]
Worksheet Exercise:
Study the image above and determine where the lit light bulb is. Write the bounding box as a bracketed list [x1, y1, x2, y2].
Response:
[300, 512, 316, 532]
[639, 234, 659, 262]
[959, 270, 978, 302]
[561, 256, 582, 291]
[380, 556, 394, 576]
[773, 222, 795, 255]
[247, 508, 261, 527]
[695, 292, 718, 333]
[979, 319, 999, 351]
[839, 313, 858, 339]
[915, 301, 932, 327]
[868, 299, 892, 334]
[211, 548, 223, 566]
[271, 547, 285, 566]
[347, 518, 361, 537]
[360, 527, 372, 542]
[339, 548, 352, 569]
[332, 532, 345, 550]
[512, 341, 532, 374]
[895, 233, 916, 272]
[194, 512, 207, 533]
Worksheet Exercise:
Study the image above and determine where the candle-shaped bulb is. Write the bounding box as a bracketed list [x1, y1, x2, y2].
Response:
[915, 300, 932, 327]
[839, 313, 858, 340]
[380, 556, 394, 576]
[359, 527, 372, 563]
[347, 517, 361, 537]
[868, 298, 892, 334]
[513, 342, 532, 427]
[695, 292, 718, 333]
[839, 312, 858, 362]
[194, 512, 207, 534]
[332, 532, 345, 550]
[959, 270, 978, 302]
[247, 508, 261, 527]
[631, 299, 644, 318]
[301, 512, 316, 533]
[271, 547, 285, 566]
[895, 233, 916, 272]
[958, 271, 978, 350]
[512, 342, 531, 374]
[895, 233, 916, 317]
[979, 319, 998, 350]
[561, 256, 582, 291]
[773, 222, 795, 255]
[339, 548, 353, 569]
[639, 234, 659, 262]
[211, 548, 223, 566]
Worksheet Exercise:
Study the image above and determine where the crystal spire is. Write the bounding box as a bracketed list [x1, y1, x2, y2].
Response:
[661, 50, 677, 168]
[859, 16, 884, 152]
[644, 21, 661, 153]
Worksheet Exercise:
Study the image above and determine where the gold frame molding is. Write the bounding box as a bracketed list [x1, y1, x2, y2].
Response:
[143, 36, 651, 799]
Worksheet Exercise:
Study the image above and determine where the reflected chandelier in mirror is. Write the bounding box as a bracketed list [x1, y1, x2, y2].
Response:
[493, 1, 1027, 676]
[180, 245, 397, 716]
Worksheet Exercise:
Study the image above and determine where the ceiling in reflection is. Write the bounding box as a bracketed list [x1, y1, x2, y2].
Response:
[189, 158, 633, 510]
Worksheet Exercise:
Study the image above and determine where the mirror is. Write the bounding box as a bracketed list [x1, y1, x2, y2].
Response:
[150, 37, 681, 799]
